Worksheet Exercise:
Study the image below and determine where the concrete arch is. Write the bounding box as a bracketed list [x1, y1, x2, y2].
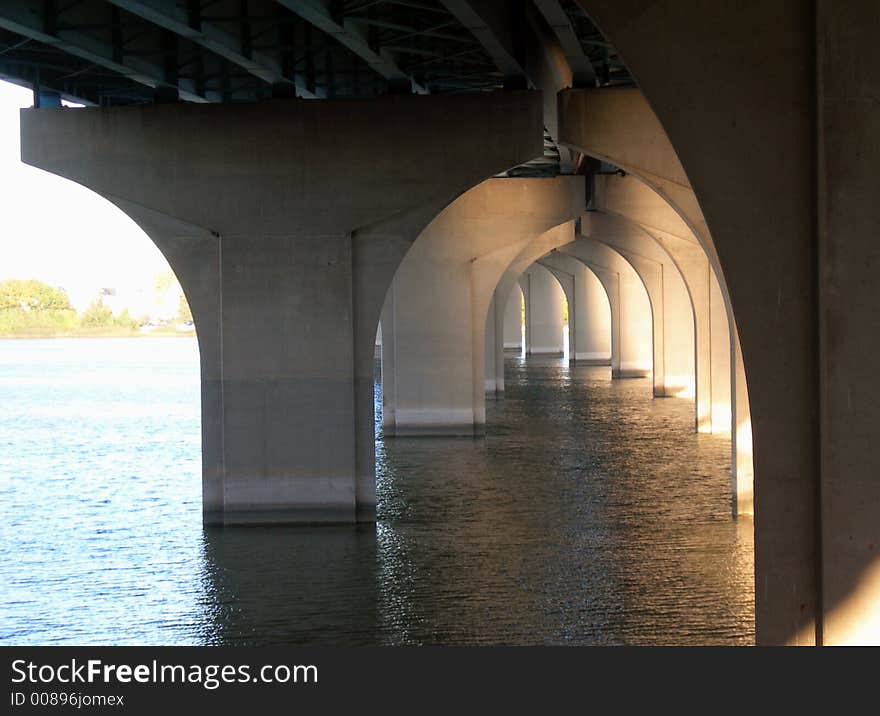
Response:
[486, 221, 578, 395]
[487, 225, 652, 390]
[380, 177, 584, 436]
[522, 261, 568, 357]
[592, 174, 733, 434]
[536, 252, 612, 367]
[563, 1, 837, 645]
[555, 238, 654, 380]
[581, 212, 695, 402]
[21, 93, 545, 527]
[557, 88, 754, 523]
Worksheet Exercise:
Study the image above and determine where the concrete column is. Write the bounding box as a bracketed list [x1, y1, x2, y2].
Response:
[21, 94, 543, 524]
[817, 0, 880, 645]
[582, 212, 694, 400]
[558, 238, 653, 378]
[710, 271, 732, 433]
[541, 263, 577, 361]
[518, 274, 531, 354]
[523, 263, 566, 356]
[503, 286, 523, 351]
[593, 175, 714, 428]
[563, 4, 816, 643]
[483, 290, 501, 395]
[539, 252, 611, 365]
[490, 222, 581, 394]
[380, 178, 583, 436]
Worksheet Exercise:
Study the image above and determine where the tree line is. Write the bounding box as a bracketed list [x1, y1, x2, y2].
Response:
[0, 279, 189, 337]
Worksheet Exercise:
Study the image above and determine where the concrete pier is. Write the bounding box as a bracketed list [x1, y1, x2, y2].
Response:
[522, 263, 566, 356]
[21, 93, 543, 524]
[379, 177, 583, 436]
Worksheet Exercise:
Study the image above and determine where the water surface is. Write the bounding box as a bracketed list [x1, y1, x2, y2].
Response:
[0, 338, 753, 645]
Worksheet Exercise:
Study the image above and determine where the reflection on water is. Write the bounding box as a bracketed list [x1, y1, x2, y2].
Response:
[0, 339, 753, 645]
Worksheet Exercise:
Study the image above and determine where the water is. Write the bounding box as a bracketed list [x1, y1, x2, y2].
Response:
[0, 338, 754, 645]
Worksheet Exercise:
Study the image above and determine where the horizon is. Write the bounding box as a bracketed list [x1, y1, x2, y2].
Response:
[0, 79, 175, 315]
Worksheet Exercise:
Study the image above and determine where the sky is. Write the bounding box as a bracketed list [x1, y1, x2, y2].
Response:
[0, 80, 174, 314]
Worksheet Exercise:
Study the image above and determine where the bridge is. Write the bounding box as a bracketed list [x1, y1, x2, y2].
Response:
[2, 0, 878, 646]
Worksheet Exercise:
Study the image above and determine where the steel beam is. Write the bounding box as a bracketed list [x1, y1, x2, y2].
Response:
[437, 0, 528, 87]
[532, 0, 595, 86]
[0, 0, 209, 102]
[275, 0, 427, 93]
[106, 0, 319, 99]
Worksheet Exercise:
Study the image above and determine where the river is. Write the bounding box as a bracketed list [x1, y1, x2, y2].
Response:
[0, 338, 753, 645]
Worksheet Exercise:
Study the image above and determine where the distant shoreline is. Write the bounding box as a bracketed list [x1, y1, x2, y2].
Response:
[0, 330, 196, 340]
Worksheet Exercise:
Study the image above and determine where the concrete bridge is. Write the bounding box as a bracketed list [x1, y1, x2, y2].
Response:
[3, 0, 877, 646]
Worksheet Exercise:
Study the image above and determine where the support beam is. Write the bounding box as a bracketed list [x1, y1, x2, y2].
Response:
[276, 0, 427, 93]
[105, 0, 319, 98]
[531, 0, 595, 87]
[438, 0, 528, 87]
[0, 0, 209, 102]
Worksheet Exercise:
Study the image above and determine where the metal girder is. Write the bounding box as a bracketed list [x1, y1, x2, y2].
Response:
[0, 69, 96, 105]
[106, 0, 319, 98]
[531, 0, 595, 86]
[0, 0, 209, 102]
[275, 0, 428, 93]
[437, 0, 528, 86]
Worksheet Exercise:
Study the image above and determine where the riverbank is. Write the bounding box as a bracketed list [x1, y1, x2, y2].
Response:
[0, 328, 196, 339]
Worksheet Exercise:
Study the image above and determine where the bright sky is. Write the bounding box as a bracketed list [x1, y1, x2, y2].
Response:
[0, 80, 173, 313]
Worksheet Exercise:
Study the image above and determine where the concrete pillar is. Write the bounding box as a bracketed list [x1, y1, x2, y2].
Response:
[565, 2, 818, 643]
[541, 262, 577, 360]
[539, 252, 611, 365]
[490, 222, 581, 395]
[593, 175, 716, 428]
[816, 0, 880, 645]
[503, 286, 523, 351]
[710, 272, 732, 433]
[380, 178, 583, 436]
[523, 263, 566, 356]
[557, 238, 653, 378]
[581, 211, 694, 400]
[21, 93, 543, 525]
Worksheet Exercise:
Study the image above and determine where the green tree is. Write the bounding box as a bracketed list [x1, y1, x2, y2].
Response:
[0, 279, 72, 311]
[81, 297, 113, 327]
[113, 307, 139, 329]
[177, 293, 192, 323]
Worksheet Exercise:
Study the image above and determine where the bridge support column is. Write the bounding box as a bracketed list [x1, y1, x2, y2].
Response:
[21, 94, 542, 524]
[545, 253, 611, 365]
[523, 263, 566, 356]
[502, 285, 523, 352]
[379, 178, 582, 436]
[558, 238, 653, 379]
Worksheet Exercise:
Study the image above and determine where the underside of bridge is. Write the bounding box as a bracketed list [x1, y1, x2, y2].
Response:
[7, 0, 879, 645]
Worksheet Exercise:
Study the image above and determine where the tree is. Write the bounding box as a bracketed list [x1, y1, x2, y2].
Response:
[178, 293, 192, 323]
[0, 279, 72, 311]
[81, 297, 113, 327]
